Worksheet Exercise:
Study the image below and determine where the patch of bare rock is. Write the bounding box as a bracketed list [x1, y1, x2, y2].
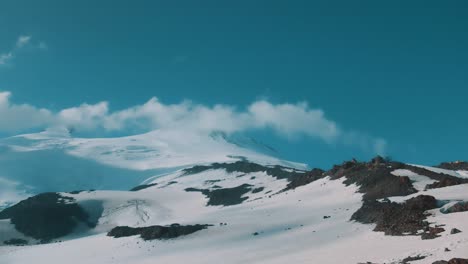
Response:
[107, 224, 212, 240]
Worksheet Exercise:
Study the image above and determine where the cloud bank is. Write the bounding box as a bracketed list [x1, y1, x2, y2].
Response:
[0, 91, 386, 154]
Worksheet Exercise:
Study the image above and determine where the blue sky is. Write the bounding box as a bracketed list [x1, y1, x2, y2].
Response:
[0, 0, 467, 168]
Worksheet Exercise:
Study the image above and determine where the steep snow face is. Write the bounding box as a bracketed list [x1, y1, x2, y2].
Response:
[0, 129, 304, 208]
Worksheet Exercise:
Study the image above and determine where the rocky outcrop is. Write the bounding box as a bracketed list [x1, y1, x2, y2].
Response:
[107, 224, 211, 240]
[251, 187, 264, 193]
[324, 156, 468, 199]
[432, 258, 468, 264]
[351, 195, 440, 237]
[282, 168, 326, 191]
[185, 184, 253, 206]
[426, 178, 468, 189]
[442, 202, 468, 214]
[402, 165, 468, 189]
[327, 157, 417, 200]
[401, 255, 426, 263]
[183, 161, 306, 181]
[0, 193, 94, 242]
[421, 226, 446, 240]
[436, 161, 468, 171]
[3, 238, 28, 246]
[130, 183, 158, 191]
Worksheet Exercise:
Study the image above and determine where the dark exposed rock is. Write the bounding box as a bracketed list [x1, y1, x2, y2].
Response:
[449, 259, 468, 264]
[436, 161, 468, 171]
[185, 187, 205, 193]
[325, 157, 466, 200]
[68, 190, 84, 194]
[0, 193, 94, 241]
[451, 228, 462, 234]
[204, 180, 221, 184]
[402, 165, 468, 189]
[432, 258, 468, 264]
[442, 202, 468, 214]
[67, 190, 95, 194]
[327, 157, 417, 200]
[351, 195, 439, 237]
[165, 181, 178, 186]
[331, 157, 468, 239]
[185, 184, 253, 206]
[3, 238, 28, 246]
[401, 255, 426, 263]
[182, 161, 306, 181]
[323, 216, 331, 219]
[426, 178, 468, 189]
[129, 183, 158, 191]
[283, 168, 326, 191]
[421, 227, 445, 240]
[107, 223, 211, 240]
[251, 187, 264, 193]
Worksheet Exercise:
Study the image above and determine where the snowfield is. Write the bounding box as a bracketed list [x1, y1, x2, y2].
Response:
[0, 131, 467, 264]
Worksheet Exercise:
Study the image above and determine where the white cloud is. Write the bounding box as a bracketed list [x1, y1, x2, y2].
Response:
[16, 35, 31, 48]
[0, 91, 53, 132]
[58, 102, 109, 131]
[0, 91, 387, 154]
[247, 101, 339, 142]
[100, 99, 340, 144]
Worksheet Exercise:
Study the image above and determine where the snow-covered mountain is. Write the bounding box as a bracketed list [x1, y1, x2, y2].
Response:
[0, 131, 468, 264]
[0, 129, 304, 208]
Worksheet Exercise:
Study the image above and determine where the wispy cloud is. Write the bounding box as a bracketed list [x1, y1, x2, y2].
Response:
[0, 91, 387, 155]
[38, 41, 48, 50]
[0, 35, 45, 66]
[16, 35, 31, 48]
[0, 52, 13, 65]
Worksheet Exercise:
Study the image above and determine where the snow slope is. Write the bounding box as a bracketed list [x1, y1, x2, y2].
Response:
[1, 130, 467, 264]
[1, 164, 468, 264]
